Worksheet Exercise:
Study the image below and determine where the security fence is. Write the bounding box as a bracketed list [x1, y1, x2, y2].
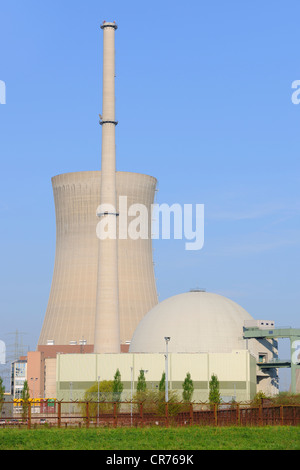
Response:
[0, 400, 299, 429]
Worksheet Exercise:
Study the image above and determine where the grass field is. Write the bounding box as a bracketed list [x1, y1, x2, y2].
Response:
[0, 426, 299, 450]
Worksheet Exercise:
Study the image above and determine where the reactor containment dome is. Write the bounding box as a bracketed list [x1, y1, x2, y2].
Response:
[129, 291, 254, 354]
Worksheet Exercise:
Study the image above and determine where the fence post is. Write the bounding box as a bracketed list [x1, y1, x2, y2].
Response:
[57, 401, 61, 428]
[236, 403, 240, 426]
[113, 402, 117, 428]
[214, 403, 218, 426]
[165, 402, 169, 428]
[140, 402, 144, 427]
[293, 406, 296, 426]
[189, 403, 193, 426]
[280, 405, 283, 426]
[86, 402, 90, 428]
[27, 401, 31, 430]
[259, 404, 263, 426]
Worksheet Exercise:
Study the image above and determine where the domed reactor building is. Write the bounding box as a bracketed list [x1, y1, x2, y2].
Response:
[32, 22, 284, 402]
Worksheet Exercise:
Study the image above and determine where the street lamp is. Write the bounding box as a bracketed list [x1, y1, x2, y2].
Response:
[164, 337, 171, 403]
[69, 382, 73, 417]
[130, 366, 133, 426]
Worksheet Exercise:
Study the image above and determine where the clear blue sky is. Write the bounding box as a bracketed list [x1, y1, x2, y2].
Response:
[0, 1, 299, 390]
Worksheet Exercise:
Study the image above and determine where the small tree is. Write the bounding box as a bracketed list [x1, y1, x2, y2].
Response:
[81, 380, 114, 416]
[209, 374, 221, 408]
[132, 389, 159, 414]
[132, 389, 181, 417]
[0, 377, 5, 416]
[251, 391, 267, 407]
[182, 372, 194, 403]
[113, 369, 123, 405]
[157, 389, 181, 417]
[159, 372, 165, 392]
[21, 380, 30, 420]
[137, 370, 147, 393]
[272, 392, 300, 406]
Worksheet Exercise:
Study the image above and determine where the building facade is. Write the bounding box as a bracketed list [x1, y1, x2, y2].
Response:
[10, 358, 27, 400]
[55, 351, 257, 403]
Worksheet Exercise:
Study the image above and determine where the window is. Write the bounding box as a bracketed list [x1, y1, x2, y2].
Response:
[258, 353, 267, 363]
[15, 363, 26, 377]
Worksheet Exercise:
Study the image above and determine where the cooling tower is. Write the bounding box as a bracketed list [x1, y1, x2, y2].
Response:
[38, 171, 158, 350]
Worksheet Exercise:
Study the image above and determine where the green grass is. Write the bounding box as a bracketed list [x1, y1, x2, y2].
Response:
[0, 426, 299, 450]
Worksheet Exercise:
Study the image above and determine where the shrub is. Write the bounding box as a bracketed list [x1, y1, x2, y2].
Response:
[182, 372, 194, 403]
[112, 369, 124, 407]
[158, 372, 165, 392]
[81, 380, 114, 416]
[0, 377, 4, 415]
[251, 391, 268, 407]
[271, 392, 300, 406]
[209, 374, 221, 409]
[136, 370, 147, 393]
[21, 380, 30, 420]
[132, 389, 181, 417]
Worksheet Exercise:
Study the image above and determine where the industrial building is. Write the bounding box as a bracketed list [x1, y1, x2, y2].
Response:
[55, 350, 257, 403]
[10, 357, 27, 400]
[14, 21, 300, 404]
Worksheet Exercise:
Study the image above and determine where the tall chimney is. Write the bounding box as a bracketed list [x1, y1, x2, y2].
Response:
[94, 21, 120, 353]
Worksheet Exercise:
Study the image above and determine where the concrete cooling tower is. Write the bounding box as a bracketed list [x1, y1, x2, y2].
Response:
[38, 171, 158, 352]
[38, 22, 158, 353]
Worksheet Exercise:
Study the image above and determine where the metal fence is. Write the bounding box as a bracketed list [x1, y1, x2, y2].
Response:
[0, 401, 299, 429]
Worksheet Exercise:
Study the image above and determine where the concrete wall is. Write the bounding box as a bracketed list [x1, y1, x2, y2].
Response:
[55, 351, 257, 403]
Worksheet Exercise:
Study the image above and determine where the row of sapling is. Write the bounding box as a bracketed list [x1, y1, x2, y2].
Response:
[11, 370, 222, 419]
[80, 370, 221, 417]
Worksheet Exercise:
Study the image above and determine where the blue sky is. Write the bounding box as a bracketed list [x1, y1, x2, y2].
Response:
[0, 1, 299, 390]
